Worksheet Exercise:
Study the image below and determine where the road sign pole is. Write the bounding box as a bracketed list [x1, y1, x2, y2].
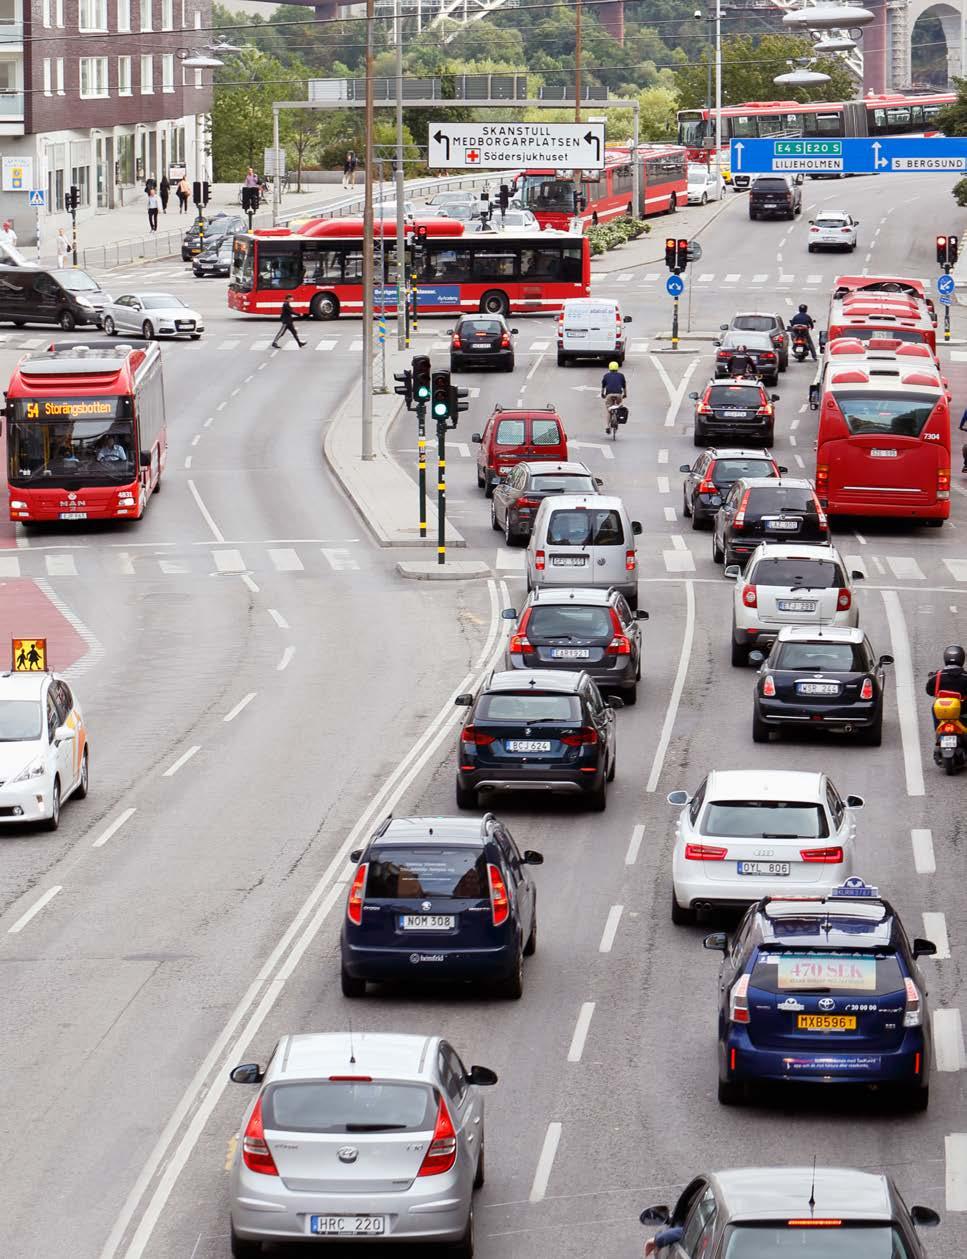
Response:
[437, 419, 446, 565]
[671, 295, 679, 350]
[417, 401, 427, 538]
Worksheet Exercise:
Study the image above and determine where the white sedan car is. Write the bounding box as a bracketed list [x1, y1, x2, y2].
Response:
[0, 670, 89, 830]
[667, 769, 862, 923]
[687, 163, 718, 205]
[102, 292, 204, 340]
[807, 211, 858, 252]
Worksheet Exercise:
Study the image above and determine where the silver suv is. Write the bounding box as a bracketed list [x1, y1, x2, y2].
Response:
[228, 1032, 497, 1257]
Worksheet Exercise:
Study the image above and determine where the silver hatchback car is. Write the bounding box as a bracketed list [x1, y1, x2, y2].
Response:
[228, 1032, 496, 1257]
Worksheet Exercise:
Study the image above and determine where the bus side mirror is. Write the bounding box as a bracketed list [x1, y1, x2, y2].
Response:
[140, 451, 151, 466]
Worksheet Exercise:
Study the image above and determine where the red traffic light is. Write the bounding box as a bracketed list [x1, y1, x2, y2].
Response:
[676, 238, 690, 269]
[937, 235, 949, 265]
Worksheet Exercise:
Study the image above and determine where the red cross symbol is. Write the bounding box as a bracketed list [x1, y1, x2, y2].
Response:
[466, 149, 480, 164]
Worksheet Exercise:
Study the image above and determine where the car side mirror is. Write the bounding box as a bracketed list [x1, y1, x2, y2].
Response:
[471, 432, 482, 443]
[770, 394, 779, 402]
[913, 938, 937, 958]
[910, 1206, 941, 1228]
[623, 315, 632, 323]
[511, 328, 519, 334]
[878, 654, 894, 666]
[608, 695, 625, 709]
[229, 1063, 263, 1085]
[719, 323, 728, 331]
[688, 392, 699, 401]
[523, 849, 544, 865]
[631, 521, 642, 535]
[467, 1065, 498, 1086]
[350, 848, 362, 862]
[704, 932, 728, 952]
[54, 724, 75, 743]
[446, 328, 454, 334]
[454, 693, 473, 707]
[636, 609, 649, 620]
[640, 1206, 671, 1226]
[853, 219, 860, 225]
[594, 477, 604, 488]
[679, 463, 692, 472]
[808, 219, 815, 225]
[712, 339, 721, 347]
[748, 650, 765, 666]
[724, 564, 742, 580]
[666, 790, 690, 806]
[501, 607, 517, 620]
[778, 465, 788, 473]
[845, 794, 865, 809]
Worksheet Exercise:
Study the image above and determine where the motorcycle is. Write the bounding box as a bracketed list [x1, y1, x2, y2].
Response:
[932, 692, 967, 774]
[792, 331, 810, 362]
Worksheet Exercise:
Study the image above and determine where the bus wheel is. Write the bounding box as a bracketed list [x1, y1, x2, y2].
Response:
[310, 292, 339, 320]
[480, 291, 509, 317]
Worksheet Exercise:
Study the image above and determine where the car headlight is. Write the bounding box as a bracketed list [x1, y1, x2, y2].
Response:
[76, 295, 95, 308]
[11, 755, 45, 783]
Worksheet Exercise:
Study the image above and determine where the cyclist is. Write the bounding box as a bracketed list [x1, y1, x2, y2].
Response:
[601, 360, 627, 434]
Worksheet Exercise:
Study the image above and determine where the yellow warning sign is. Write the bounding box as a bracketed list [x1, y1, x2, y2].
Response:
[12, 638, 47, 671]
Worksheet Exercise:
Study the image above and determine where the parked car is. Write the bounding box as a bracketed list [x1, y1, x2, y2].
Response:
[525, 493, 642, 608]
[472, 406, 568, 496]
[449, 315, 517, 372]
[490, 459, 601, 544]
[687, 163, 717, 205]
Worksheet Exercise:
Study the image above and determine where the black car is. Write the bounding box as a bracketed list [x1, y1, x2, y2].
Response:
[339, 813, 542, 1000]
[491, 459, 602, 544]
[501, 587, 648, 704]
[721, 312, 789, 370]
[712, 477, 830, 567]
[192, 236, 233, 277]
[450, 315, 518, 371]
[688, 380, 781, 447]
[181, 213, 245, 261]
[455, 669, 621, 812]
[713, 331, 780, 387]
[749, 626, 893, 745]
[680, 448, 784, 529]
[748, 173, 802, 220]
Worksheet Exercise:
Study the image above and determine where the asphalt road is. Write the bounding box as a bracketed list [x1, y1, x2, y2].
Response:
[1, 170, 965, 1259]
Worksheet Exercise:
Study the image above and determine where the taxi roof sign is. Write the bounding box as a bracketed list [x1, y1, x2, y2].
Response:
[12, 638, 47, 672]
[829, 877, 879, 899]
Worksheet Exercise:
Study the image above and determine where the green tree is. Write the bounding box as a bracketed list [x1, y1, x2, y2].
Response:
[211, 47, 307, 180]
[675, 34, 856, 110]
[935, 77, 967, 134]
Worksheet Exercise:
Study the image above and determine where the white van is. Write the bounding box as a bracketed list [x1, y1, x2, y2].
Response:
[526, 493, 642, 609]
[557, 298, 632, 367]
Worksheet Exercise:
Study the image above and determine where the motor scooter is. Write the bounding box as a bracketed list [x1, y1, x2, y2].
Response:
[932, 692, 967, 774]
[792, 330, 810, 362]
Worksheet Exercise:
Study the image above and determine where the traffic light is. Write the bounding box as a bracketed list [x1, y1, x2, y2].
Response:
[665, 237, 676, 269]
[450, 384, 469, 421]
[677, 238, 689, 270]
[499, 183, 510, 212]
[412, 354, 431, 405]
[937, 235, 949, 265]
[241, 186, 259, 213]
[65, 185, 79, 213]
[948, 234, 959, 265]
[431, 370, 452, 423]
[193, 181, 210, 207]
[393, 368, 413, 410]
[412, 222, 428, 267]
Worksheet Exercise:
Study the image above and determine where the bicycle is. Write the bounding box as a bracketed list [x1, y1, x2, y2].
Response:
[605, 396, 627, 440]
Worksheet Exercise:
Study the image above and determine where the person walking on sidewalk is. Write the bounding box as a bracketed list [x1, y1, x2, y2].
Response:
[177, 176, 190, 213]
[146, 189, 160, 232]
[342, 150, 357, 188]
[272, 295, 306, 349]
[159, 176, 170, 214]
[1, 219, 17, 247]
[56, 227, 71, 269]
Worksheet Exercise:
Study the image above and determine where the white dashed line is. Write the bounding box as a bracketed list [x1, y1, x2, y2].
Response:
[529, 1122, 563, 1203]
[191, 435, 200, 447]
[923, 912, 950, 959]
[567, 1002, 596, 1063]
[277, 646, 295, 672]
[241, 574, 260, 593]
[187, 479, 225, 544]
[881, 590, 925, 797]
[184, 456, 192, 469]
[92, 807, 137, 849]
[657, 448, 668, 464]
[911, 829, 936, 874]
[268, 608, 290, 629]
[933, 1009, 965, 1071]
[224, 692, 257, 723]
[7, 886, 62, 934]
[625, 824, 645, 865]
[657, 476, 670, 494]
[664, 506, 677, 522]
[946, 1134, 967, 1209]
[598, 905, 624, 953]
[163, 745, 201, 777]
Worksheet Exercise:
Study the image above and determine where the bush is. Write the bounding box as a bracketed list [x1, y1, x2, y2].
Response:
[586, 215, 651, 254]
[953, 177, 967, 207]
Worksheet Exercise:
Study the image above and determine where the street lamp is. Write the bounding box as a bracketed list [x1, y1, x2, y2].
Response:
[774, 58, 832, 85]
[691, 5, 725, 196]
[782, 2, 874, 29]
[813, 31, 857, 50]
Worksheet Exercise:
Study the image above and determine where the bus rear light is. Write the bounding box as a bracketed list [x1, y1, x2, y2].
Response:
[836, 588, 852, 611]
[728, 974, 750, 1024]
[860, 677, 874, 700]
[816, 464, 829, 493]
[938, 468, 950, 495]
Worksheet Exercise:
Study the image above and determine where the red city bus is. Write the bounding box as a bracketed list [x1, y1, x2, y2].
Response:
[812, 350, 950, 524]
[513, 146, 687, 230]
[825, 296, 937, 353]
[229, 220, 590, 319]
[5, 341, 166, 524]
[832, 274, 938, 326]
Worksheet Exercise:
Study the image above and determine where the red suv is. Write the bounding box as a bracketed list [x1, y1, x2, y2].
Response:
[472, 406, 569, 496]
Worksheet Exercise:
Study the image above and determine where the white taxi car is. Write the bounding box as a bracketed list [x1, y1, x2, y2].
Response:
[0, 670, 89, 829]
[807, 211, 858, 252]
[667, 769, 862, 924]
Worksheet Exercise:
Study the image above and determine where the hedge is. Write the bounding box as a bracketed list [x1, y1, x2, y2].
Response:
[586, 216, 652, 256]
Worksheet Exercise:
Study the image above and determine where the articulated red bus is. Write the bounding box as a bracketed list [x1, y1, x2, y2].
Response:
[514, 146, 687, 230]
[228, 219, 591, 319]
[6, 341, 166, 524]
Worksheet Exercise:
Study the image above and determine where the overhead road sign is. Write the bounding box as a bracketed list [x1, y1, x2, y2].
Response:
[937, 273, 955, 295]
[666, 274, 685, 297]
[730, 136, 967, 175]
[428, 122, 605, 170]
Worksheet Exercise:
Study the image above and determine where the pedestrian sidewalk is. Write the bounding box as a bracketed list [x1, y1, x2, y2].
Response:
[590, 190, 738, 274]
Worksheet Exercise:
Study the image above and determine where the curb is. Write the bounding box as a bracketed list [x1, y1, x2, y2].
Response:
[397, 560, 490, 580]
[589, 192, 739, 275]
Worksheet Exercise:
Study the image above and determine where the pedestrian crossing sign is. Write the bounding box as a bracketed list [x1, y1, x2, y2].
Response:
[12, 637, 47, 671]
[28, 189, 45, 207]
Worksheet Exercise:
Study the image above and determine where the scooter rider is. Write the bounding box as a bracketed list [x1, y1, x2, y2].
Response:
[925, 645, 967, 712]
[601, 360, 627, 433]
[727, 345, 757, 378]
[789, 303, 818, 361]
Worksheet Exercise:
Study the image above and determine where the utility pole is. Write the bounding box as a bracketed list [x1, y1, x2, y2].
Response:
[573, 0, 583, 218]
[395, 0, 406, 350]
[713, 0, 722, 198]
[361, 0, 375, 459]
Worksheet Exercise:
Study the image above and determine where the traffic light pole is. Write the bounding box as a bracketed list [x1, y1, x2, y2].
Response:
[437, 419, 446, 565]
[944, 261, 952, 344]
[70, 201, 77, 267]
[417, 402, 427, 538]
[671, 283, 680, 351]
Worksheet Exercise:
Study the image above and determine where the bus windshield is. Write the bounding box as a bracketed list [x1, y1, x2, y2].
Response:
[8, 398, 137, 485]
[678, 111, 707, 147]
[518, 175, 575, 212]
[835, 391, 937, 437]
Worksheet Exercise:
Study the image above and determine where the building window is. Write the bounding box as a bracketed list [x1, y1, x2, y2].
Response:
[42, 0, 50, 26]
[55, 0, 63, 26]
[79, 0, 108, 30]
[56, 58, 64, 93]
[118, 54, 131, 94]
[139, 0, 151, 30]
[161, 52, 174, 91]
[140, 53, 153, 92]
[161, 0, 172, 28]
[43, 57, 51, 95]
[117, 0, 130, 31]
[79, 55, 109, 98]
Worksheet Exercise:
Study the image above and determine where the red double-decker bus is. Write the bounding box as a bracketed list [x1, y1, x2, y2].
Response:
[6, 341, 166, 524]
[513, 145, 688, 230]
[229, 219, 590, 319]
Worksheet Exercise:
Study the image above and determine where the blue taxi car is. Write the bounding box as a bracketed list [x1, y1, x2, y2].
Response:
[703, 878, 936, 1110]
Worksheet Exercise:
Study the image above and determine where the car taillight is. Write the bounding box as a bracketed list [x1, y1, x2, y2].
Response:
[697, 475, 717, 493]
[939, 467, 950, 499]
[860, 677, 874, 700]
[684, 843, 727, 861]
[242, 1097, 279, 1176]
[451, 335, 462, 348]
[762, 674, 776, 697]
[461, 725, 495, 747]
[756, 403, 773, 417]
[816, 502, 829, 529]
[717, 350, 729, 360]
[728, 974, 750, 1024]
[771, 333, 783, 344]
[508, 607, 532, 654]
[760, 352, 775, 361]
[841, 227, 852, 233]
[347, 862, 367, 926]
[809, 226, 819, 233]
[515, 496, 540, 509]
[487, 862, 511, 926]
[417, 1095, 458, 1176]
[500, 334, 511, 348]
[734, 489, 751, 528]
[799, 846, 844, 863]
[625, 549, 636, 572]
[903, 977, 923, 1028]
[836, 588, 852, 611]
[605, 606, 631, 655]
[697, 404, 714, 416]
[742, 585, 757, 608]
[535, 549, 545, 571]
[561, 726, 598, 746]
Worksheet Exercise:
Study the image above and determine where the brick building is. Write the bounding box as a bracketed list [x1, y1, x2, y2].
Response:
[0, 0, 213, 238]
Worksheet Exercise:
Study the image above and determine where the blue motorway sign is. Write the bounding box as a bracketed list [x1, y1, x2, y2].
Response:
[666, 274, 685, 297]
[937, 273, 956, 295]
[730, 136, 967, 175]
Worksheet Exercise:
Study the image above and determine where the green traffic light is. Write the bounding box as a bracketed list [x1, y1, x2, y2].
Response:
[416, 386, 431, 400]
[433, 402, 448, 418]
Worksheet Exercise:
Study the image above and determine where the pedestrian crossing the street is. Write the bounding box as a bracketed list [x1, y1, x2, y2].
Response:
[3, 543, 364, 581]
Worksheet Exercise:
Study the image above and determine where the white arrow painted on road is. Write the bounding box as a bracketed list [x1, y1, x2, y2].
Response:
[872, 141, 887, 170]
[570, 439, 614, 460]
[570, 385, 601, 392]
[734, 142, 743, 170]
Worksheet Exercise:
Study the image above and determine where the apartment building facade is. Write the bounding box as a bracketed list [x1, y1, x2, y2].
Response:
[0, 0, 213, 235]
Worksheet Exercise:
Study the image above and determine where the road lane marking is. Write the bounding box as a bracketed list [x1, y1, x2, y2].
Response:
[794, 454, 804, 467]
[625, 824, 644, 865]
[529, 1123, 562, 1203]
[872, 556, 886, 575]
[241, 574, 259, 593]
[910, 825, 935, 873]
[650, 353, 700, 428]
[116, 552, 135, 576]
[598, 905, 623, 953]
[162, 745, 200, 778]
[187, 479, 225, 544]
[886, 556, 925, 581]
[224, 692, 256, 723]
[944, 558, 967, 582]
[947, 1134, 967, 1209]
[567, 1003, 595, 1063]
[8, 885, 62, 934]
[213, 549, 245, 572]
[92, 807, 137, 849]
[664, 506, 677, 522]
[658, 448, 668, 464]
[881, 590, 924, 797]
[0, 555, 20, 576]
[268, 608, 289, 629]
[845, 555, 867, 579]
[191, 435, 200, 447]
[526, 352, 545, 381]
[45, 554, 77, 577]
[277, 646, 295, 672]
[268, 548, 303, 571]
[933, 1009, 964, 1071]
[657, 476, 670, 493]
[923, 912, 950, 959]
[647, 581, 695, 791]
[184, 456, 192, 469]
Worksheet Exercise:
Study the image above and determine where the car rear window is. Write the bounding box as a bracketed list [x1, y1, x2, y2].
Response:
[816, 217, 847, 228]
[773, 642, 866, 671]
[731, 316, 776, 333]
[723, 1225, 904, 1258]
[707, 386, 763, 408]
[713, 459, 775, 483]
[835, 392, 937, 438]
[753, 178, 791, 192]
[463, 319, 503, 335]
[722, 334, 772, 350]
[495, 419, 525, 445]
[531, 473, 595, 494]
[746, 488, 816, 514]
[531, 418, 563, 446]
[0, 699, 42, 741]
[365, 845, 487, 899]
[750, 950, 905, 996]
[546, 508, 624, 546]
[475, 692, 582, 722]
[701, 800, 829, 839]
[839, 327, 926, 344]
[747, 557, 845, 588]
[263, 1081, 436, 1134]
[527, 605, 613, 639]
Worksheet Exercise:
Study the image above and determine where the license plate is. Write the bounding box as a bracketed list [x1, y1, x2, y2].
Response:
[552, 556, 586, 566]
[763, 518, 798, 531]
[176, 322, 193, 329]
[796, 1014, 857, 1031]
[941, 734, 959, 748]
[401, 914, 455, 930]
[778, 600, 817, 612]
[507, 740, 552, 752]
[568, 330, 587, 338]
[797, 681, 840, 695]
[551, 647, 590, 659]
[59, 512, 87, 520]
[310, 1217, 386, 1236]
[871, 448, 898, 458]
[722, 410, 747, 418]
[737, 861, 790, 876]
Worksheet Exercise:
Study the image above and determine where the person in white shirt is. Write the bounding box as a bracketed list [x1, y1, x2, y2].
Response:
[56, 227, 71, 269]
[1, 219, 17, 247]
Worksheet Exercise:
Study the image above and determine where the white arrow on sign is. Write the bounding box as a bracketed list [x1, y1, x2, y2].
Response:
[734, 142, 744, 170]
[872, 141, 888, 170]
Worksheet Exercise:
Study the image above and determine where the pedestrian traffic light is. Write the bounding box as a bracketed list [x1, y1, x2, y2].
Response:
[431, 370, 452, 423]
[499, 184, 510, 212]
[394, 368, 413, 410]
[412, 354, 431, 404]
[948, 234, 959, 265]
[677, 238, 689, 270]
[450, 383, 469, 421]
[65, 185, 79, 213]
[665, 237, 676, 269]
[242, 186, 259, 213]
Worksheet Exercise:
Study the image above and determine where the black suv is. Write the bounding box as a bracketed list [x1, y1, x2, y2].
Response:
[501, 587, 648, 703]
[181, 213, 245, 261]
[748, 174, 802, 220]
[680, 448, 784, 529]
[491, 459, 602, 544]
[712, 477, 829, 567]
[340, 813, 543, 1000]
[688, 379, 780, 446]
[455, 669, 621, 812]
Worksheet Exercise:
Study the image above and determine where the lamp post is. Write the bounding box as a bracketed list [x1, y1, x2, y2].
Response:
[695, 6, 724, 197]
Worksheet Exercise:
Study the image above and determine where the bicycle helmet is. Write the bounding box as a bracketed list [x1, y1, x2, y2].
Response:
[608, 360, 619, 370]
[943, 645, 966, 668]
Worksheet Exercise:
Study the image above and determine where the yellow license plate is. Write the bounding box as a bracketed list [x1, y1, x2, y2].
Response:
[796, 1014, 857, 1031]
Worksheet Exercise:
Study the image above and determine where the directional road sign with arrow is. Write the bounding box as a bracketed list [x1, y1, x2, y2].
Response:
[729, 136, 967, 175]
[937, 273, 956, 296]
[428, 122, 605, 170]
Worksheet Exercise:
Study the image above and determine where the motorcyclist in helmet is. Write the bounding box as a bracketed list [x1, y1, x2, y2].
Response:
[601, 360, 627, 433]
[925, 645, 967, 719]
[789, 303, 817, 361]
[727, 344, 757, 379]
